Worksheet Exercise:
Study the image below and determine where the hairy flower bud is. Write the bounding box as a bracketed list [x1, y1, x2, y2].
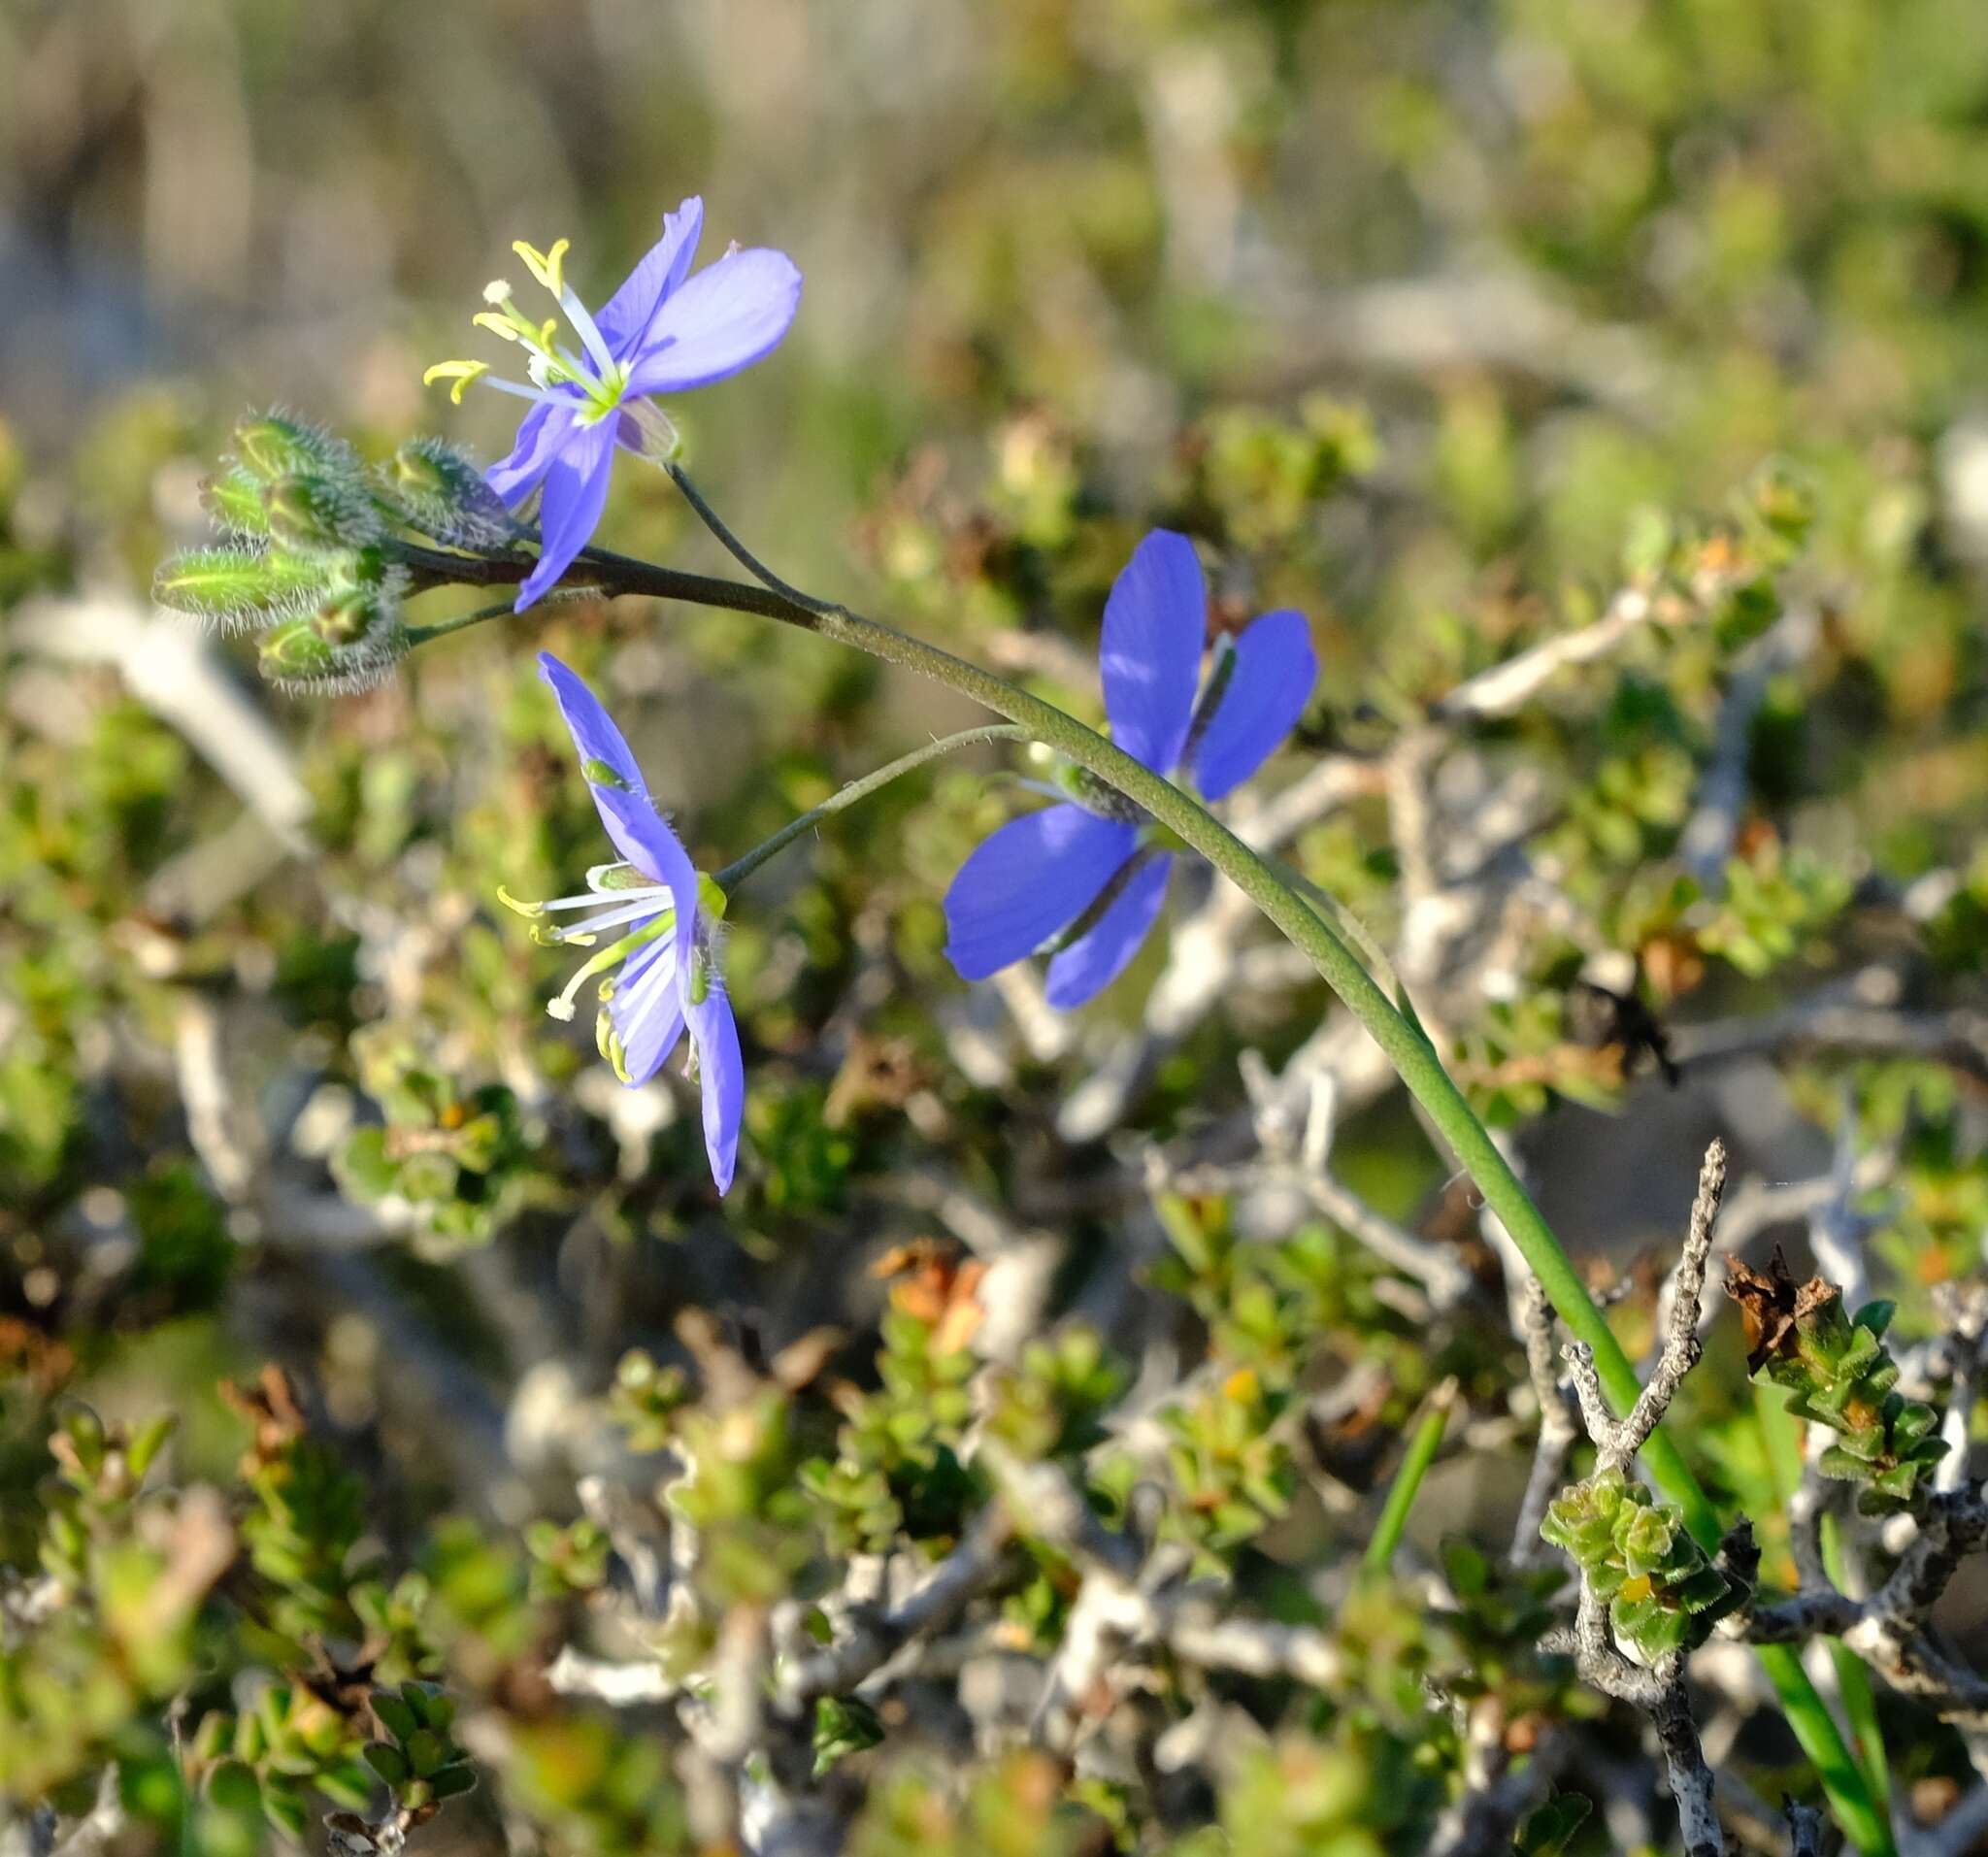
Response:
[256, 580, 407, 694]
[263, 473, 385, 559]
[258, 617, 337, 684]
[385, 437, 517, 547]
[234, 412, 361, 485]
[153, 547, 330, 634]
[200, 464, 273, 539]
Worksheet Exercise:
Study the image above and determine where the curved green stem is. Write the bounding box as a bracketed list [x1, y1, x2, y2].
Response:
[405, 497, 1887, 1851]
[714, 724, 1028, 891]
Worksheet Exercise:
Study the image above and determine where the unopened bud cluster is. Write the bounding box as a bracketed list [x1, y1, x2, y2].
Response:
[1540, 1466, 1742, 1660]
[154, 413, 515, 693]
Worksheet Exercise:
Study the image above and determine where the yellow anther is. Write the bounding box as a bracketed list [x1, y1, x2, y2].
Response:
[495, 885, 546, 918]
[473, 312, 523, 344]
[422, 359, 490, 405]
[513, 238, 571, 300]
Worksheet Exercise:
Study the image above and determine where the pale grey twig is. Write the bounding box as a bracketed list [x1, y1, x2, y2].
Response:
[1570, 1141, 1727, 1476]
[1545, 1592, 1723, 1855]
[1432, 583, 1666, 723]
[1512, 1277, 1580, 1567]
[1807, 1108, 1872, 1314]
[545, 1647, 676, 1706]
[1678, 608, 1816, 889]
[1542, 1145, 1733, 1855]
[1934, 1281, 1988, 1496]
[777, 1507, 1014, 1707]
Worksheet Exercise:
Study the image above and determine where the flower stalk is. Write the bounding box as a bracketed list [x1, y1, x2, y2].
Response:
[394, 481, 1891, 1854]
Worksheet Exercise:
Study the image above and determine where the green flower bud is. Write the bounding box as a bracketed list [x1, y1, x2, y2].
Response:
[258, 618, 336, 684]
[200, 464, 273, 538]
[314, 590, 380, 647]
[264, 473, 384, 559]
[153, 547, 329, 634]
[386, 437, 516, 547]
[234, 412, 359, 485]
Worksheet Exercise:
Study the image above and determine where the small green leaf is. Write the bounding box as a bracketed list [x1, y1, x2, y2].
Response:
[205, 1761, 261, 1814]
[370, 1692, 418, 1743]
[363, 1741, 411, 1787]
[261, 1781, 309, 1841]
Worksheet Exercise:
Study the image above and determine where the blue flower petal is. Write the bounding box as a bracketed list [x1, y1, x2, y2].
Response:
[538, 653, 702, 904]
[486, 399, 577, 508]
[1101, 529, 1207, 776]
[623, 248, 803, 395]
[595, 197, 705, 359]
[538, 652, 647, 794]
[685, 983, 745, 1194]
[1044, 853, 1173, 1009]
[516, 418, 616, 610]
[1193, 609, 1318, 801]
[608, 931, 685, 1085]
[943, 803, 1137, 981]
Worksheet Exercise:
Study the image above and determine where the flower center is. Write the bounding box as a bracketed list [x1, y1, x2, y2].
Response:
[498, 861, 677, 1019]
[424, 237, 629, 421]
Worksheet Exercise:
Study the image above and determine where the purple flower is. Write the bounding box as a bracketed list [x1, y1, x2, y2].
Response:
[503, 652, 744, 1193]
[424, 199, 802, 612]
[944, 529, 1317, 1009]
